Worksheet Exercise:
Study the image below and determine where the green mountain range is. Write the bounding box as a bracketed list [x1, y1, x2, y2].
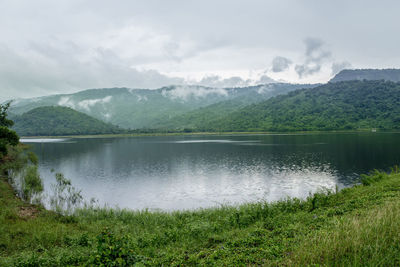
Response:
[7, 69, 400, 135]
[193, 80, 400, 132]
[9, 84, 316, 129]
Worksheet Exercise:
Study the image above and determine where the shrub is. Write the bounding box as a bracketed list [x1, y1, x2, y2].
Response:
[22, 165, 43, 202]
[49, 173, 83, 214]
[88, 228, 144, 266]
[361, 170, 387, 186]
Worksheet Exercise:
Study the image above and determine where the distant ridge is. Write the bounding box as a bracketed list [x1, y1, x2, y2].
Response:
[9, 83, 316, 129]
[330, 69, 400, 83]
[190, 80, 400, 132]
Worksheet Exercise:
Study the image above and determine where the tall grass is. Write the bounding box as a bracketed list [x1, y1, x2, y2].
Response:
[288, 200, 400, 266]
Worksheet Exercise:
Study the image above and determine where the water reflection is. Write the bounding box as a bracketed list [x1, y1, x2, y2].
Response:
[24, 133, 400, 211]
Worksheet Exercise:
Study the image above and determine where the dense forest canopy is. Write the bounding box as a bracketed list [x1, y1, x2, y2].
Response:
[8, 84, 317, 129]
[7, 79, 400, 135]
[177, 80, 400, 132]
[12, 106, 122, 136]
[0, 102, 19, 156]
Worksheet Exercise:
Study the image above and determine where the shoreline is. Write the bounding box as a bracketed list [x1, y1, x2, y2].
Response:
[19, 129, 400, 139]
[1, 168, 400, 265]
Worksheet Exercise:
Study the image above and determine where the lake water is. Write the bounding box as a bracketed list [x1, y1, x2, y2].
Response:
[21, 133, 400, 211]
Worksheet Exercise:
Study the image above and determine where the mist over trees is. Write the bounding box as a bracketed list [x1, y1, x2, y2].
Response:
[189, 80, 400, 132]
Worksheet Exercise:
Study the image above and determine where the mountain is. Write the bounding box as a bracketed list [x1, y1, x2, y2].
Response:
[12, 106, 122, 136]
[330, 69, 400, 83]
[191, 80, 400, 132]
[152, 83, 319, 130]
[9, 84, 316, 129]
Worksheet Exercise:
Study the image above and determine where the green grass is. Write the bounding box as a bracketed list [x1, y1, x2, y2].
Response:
[1, 167, 400, 266]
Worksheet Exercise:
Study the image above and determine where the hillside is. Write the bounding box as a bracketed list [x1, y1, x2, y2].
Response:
[151, 83, 318, 129]
[8, 84, 316, 129]
[330, 69, 400, 83]
[193, 80, 400, 132]
[12, 106, 122, 136]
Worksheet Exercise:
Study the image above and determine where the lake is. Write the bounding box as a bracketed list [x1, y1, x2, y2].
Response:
[21, 133, 400, 211]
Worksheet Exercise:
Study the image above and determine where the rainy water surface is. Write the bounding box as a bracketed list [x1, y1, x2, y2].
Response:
[22, 133, 400, 210]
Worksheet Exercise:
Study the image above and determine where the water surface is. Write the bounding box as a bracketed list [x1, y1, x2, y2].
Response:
[23, 133, 400, 210]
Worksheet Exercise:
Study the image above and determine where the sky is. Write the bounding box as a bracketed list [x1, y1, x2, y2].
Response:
[1, 0, 400, 101]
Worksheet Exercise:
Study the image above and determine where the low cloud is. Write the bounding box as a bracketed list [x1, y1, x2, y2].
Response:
[58, 97, 75, 109]
[161, 85, 228, 101]
[331, 61, 352, 76]
[271, 56, 292, 72]
[194, 74, 275, 88]
[77, 96, 112, 111]
[295, 38, 332, 78]
[257, 75, 276, 84]
[195, 75, 250, 88]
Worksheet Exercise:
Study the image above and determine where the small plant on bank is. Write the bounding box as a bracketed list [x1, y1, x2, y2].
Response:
[88, 228, 144, 266]
[361, 169, 388, 186]
[22, 165, 43, 203]
[4, 145, 44, 203]
[49, 173, 83, 215]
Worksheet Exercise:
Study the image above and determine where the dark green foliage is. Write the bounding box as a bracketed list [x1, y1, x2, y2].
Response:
[22, 165, 43, 201]
[12, 106, 122, 136]
[0, 127, 19, 156]
[49, 173, 83, 214]
[0, 103, 19, 156]
[0, 102, 14, 127]
[152, 83, 318, 130]
[361, 169, 388, 185]
[9, 84, 317, 129]
[195, 80, 400, 132]
[89, 228, 144, 266]
[27, 151, 38, 165]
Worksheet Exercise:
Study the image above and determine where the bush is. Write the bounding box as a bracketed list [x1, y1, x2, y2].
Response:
[89, 228, 144, 266]
[22, 165, 43, 201]
[49, 173, 83, 215]
[361, 170, 388, 186]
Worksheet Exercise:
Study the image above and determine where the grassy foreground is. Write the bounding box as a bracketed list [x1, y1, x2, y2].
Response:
[1, 170, 400, 266]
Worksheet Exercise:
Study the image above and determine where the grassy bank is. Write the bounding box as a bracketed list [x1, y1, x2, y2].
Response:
[1, 168, 400, 266]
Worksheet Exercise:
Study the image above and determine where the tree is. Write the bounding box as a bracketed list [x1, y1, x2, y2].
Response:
[0, 102, 14, 127]
[0, 102, 19, 156]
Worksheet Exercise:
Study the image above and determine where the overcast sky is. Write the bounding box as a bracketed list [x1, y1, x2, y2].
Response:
[1, 0, 400, 101]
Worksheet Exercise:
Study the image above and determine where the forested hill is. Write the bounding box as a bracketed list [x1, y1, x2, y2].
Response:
[193, 80, 400, 132]
[12, 106, 122, 136]
[151, 83, 318, 129]
[8, 84, 316, 129]
[330, 69, 400, 83]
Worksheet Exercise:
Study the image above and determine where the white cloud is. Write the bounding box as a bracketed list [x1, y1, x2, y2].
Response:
[295, 38, 332, 78]
[161, 86, 228, 101]
[271, 57, 292, 72]
[77, 96, 112, 111]
[58, 96, 75, 108]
